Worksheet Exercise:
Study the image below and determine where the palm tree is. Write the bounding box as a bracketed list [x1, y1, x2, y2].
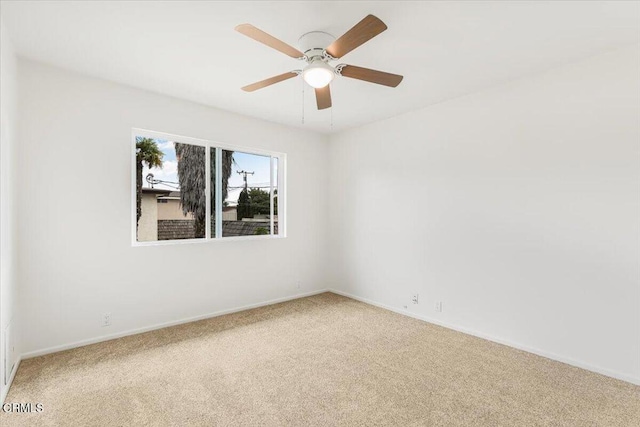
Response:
[174, 144, 233, 237]
[136, 137, 163, 229]
[215, 148, 234, 216]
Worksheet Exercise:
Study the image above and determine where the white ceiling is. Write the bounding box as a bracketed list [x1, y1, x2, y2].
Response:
[2, 1, 639, 133]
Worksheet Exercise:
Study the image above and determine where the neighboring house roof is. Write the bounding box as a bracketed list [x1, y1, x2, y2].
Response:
[156, 191, 182, 201]
[142, 187, 172, 195]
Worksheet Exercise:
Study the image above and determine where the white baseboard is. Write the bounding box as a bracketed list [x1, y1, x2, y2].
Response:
[17, 287, 640, 387]
[329, 288, 640, 386]
[1, 356, 21, 405]
[22, 289, 329, 360]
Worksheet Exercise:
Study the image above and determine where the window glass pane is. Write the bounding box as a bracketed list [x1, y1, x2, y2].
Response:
[272, 157, 279, 236]
[135, 136, 205, 242]
[222, 150, 272, 237]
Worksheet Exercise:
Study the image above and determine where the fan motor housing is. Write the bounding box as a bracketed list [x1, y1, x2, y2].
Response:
[298, 31, 335, 60]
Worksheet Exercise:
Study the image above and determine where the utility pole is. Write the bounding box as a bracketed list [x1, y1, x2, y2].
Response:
[237, 170, 254, 221]
[237, 170, 254, 191]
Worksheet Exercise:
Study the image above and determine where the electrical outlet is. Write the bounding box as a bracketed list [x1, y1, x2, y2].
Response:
[102, 313, 111, 327]
[435, 301, 442, 312]
[412, 294, 419, 304]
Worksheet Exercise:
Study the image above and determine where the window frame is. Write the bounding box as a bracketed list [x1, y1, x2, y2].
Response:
[131, 128, 287, 246]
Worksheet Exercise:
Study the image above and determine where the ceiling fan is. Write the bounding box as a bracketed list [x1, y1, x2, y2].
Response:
[235, 14, 403, 110]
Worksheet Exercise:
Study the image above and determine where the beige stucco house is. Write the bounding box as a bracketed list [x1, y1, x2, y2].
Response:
[137, 188, 172, 242]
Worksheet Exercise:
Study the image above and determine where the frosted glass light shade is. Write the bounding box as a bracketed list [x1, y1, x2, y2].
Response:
[303, 61, 335, 88]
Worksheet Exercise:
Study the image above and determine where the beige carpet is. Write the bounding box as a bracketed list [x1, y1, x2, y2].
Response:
[2, 293, 639, 426]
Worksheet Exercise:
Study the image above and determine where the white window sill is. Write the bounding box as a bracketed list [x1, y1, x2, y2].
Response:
[132, 234, 286, 247]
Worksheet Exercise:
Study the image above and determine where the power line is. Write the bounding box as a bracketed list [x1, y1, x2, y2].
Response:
[237, 170, 254, 191]
[145, 173, 180, 189]
[229, 187, 270, 190]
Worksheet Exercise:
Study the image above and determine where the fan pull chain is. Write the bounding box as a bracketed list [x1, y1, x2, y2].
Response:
[301, 78, 305, 125]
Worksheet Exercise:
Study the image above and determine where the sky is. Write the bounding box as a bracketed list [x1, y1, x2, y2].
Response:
[141, 137, 274, 205]
[142, 139, 179, 191]
[226, 151, 272, 205]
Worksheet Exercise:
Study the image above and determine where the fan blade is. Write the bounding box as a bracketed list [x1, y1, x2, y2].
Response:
[340, 65, 403, 87]
[241, 72, 298, 92]
[315, 86, 332, 110]
[235, 24, 304, 58]
[325, 15, 387, 59]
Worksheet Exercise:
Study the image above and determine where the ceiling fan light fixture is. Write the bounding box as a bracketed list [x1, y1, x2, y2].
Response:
[302, 60, 335, 89]
[236, 15, 403, 110]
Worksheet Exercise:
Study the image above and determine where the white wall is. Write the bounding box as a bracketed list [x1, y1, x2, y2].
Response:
[17, 60, 329, 355]
[10, 41, 640, 387]
[328, 46, 640, 384]
[0, 14, 20, 402]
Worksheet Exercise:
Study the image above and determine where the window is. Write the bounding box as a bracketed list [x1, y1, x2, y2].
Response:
[132, 129, 285, 245]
